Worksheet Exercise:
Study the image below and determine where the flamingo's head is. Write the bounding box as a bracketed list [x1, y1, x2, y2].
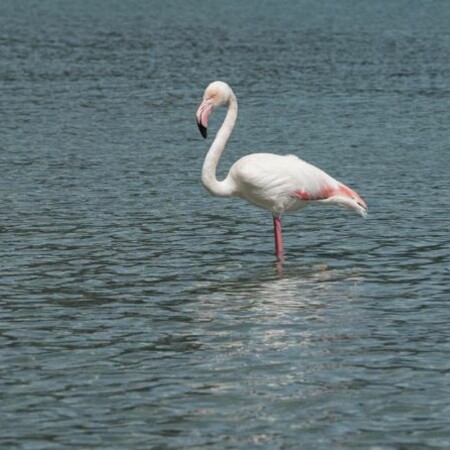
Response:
[196, 81, 233, 139]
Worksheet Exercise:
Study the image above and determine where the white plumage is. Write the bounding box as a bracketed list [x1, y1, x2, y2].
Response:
[195, 81, 367, 260]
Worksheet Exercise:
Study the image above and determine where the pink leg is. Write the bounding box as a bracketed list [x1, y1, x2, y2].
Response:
[273, 216, 284, 261]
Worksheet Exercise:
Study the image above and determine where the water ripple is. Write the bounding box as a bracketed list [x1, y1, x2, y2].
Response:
[1, 0, 450, 448]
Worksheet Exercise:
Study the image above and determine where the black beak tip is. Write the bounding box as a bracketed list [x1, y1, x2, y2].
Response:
[197, 122, 207, 139]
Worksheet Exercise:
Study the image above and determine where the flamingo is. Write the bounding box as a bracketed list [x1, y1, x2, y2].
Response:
[195, 81, 367, 261]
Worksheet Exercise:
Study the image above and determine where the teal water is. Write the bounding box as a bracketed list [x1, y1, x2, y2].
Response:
[1, 1, 450, 448]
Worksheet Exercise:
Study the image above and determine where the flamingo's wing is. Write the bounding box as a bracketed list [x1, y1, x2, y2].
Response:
[231, 153, 337, 196]
[230, 153, 367, 216]
[228, 153, 336, 211]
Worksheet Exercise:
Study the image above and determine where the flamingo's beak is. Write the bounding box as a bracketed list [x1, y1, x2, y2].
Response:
[195, 100, 214, 139]
[197, 121, 207, 139]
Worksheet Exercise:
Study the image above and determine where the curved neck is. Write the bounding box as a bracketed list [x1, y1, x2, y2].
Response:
[201, 94, 238, 197]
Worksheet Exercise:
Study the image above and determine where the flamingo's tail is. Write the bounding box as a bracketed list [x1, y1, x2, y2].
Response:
[332, 184, 368, 218]
[293, 182, 368, 217]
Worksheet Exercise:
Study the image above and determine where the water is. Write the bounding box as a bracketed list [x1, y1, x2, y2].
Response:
[1, 0, 450, 448]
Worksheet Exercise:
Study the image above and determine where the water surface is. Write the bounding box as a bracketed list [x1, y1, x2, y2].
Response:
[1, 1, 450, 448]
